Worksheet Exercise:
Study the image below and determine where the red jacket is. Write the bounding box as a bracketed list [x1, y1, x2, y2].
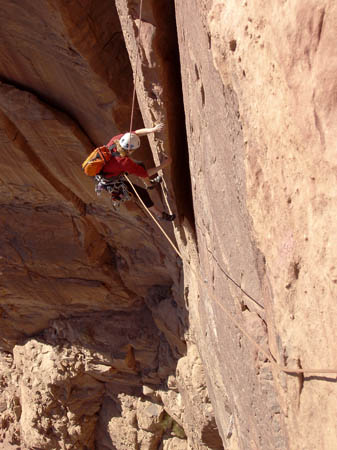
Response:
[102, 133, 148, 178]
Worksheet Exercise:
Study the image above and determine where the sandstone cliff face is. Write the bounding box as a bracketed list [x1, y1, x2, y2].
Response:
[206, 2, 337, 448]
[0, 1, 190, 448]
[1, 1, 336, 449]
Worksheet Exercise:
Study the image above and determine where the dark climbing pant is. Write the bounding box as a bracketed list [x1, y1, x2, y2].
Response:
[124, 181, 154, 208]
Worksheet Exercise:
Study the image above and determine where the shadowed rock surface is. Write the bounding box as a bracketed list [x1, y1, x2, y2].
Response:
[1, 1, 336, 449]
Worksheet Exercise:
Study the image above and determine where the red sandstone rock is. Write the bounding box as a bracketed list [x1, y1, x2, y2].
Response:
[0, 1, 186, 448]
[1, 0, 336, 449]
[207, 1, 337, 448]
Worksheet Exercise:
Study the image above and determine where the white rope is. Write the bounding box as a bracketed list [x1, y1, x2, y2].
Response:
[128, 0, 144, 138]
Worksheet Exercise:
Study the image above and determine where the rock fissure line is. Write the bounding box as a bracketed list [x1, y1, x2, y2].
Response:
[149, 0, 195, 229]
[0, 108, 87, 216]
[5, 269, 131, 302]
[0, 76, 96, 148]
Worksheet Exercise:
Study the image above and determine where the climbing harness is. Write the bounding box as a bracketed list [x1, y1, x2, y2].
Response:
[125, 1, 337, 376]
[95, 174, 132, 209]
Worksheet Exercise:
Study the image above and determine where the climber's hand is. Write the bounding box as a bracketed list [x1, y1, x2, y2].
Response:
[153, 123, 164, 133]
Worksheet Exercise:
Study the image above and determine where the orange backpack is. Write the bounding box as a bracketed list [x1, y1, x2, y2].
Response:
[82, 146, 113, 177]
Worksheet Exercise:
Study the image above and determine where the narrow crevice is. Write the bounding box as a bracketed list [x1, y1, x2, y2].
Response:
[297, 359, 304, 408]
[150, 0, 195, 230]
[316, 8, 325, 49]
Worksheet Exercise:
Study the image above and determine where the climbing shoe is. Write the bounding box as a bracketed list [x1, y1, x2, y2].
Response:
[161, 212, 176, 222]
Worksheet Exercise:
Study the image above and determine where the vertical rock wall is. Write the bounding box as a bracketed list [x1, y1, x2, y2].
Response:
[115, 1, 223, 448]
[207, 1, 337, 449]
[174, 1, 287, 449]
[174, 0, 337, 449]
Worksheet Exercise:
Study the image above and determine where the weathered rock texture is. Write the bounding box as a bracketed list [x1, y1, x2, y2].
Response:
[0, 1, 191, 448]
[173, 0, 337, 449]
[173, 2, 287, 448]
[206, 1, 337, 449]
[1, 0, 336, 449]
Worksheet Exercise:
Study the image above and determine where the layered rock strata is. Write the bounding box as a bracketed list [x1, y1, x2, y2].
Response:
[0, 0, 192, 448]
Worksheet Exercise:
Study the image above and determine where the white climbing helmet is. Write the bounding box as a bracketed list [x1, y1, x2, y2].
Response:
[119, 132, 141, 151]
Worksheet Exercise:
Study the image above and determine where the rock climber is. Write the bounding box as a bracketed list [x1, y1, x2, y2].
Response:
[96, 123, 175, 221]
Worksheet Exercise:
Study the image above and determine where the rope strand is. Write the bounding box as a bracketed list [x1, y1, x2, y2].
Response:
[128, 0, 144, 138]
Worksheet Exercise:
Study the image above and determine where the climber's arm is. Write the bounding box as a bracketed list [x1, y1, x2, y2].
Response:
[134, 123, 164, 136]
[147, 157, 172, 177]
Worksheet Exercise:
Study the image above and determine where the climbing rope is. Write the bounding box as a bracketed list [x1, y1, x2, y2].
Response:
[128, 0, 144, 138]
[125, 2, 337, 377]
[124, 174, 182, 258]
